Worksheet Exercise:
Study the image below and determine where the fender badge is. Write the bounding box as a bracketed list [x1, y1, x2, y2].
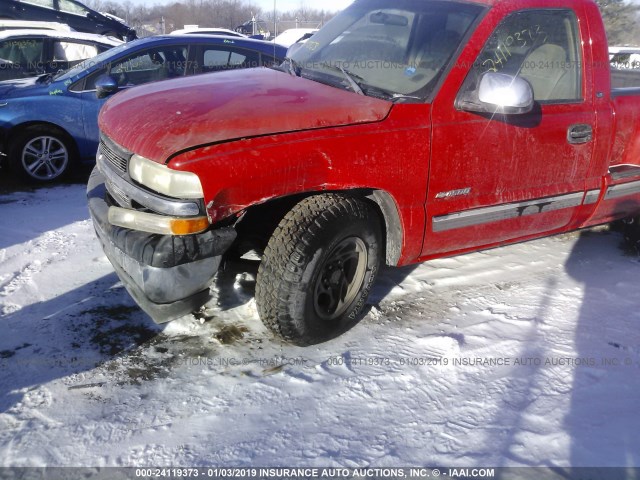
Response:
[435, 188, 472, 199]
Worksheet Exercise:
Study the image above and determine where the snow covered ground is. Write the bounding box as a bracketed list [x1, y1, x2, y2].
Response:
[1, 179, 639, 469]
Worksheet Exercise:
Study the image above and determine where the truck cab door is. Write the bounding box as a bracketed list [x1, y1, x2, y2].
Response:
[423, 7, 595, 257]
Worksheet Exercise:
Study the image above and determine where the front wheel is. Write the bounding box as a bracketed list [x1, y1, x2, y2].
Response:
[255, 194, 383, 346]
[10, 126, 75, 183]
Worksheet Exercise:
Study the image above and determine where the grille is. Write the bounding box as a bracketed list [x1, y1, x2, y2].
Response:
[100, 139, 128, 174]
[106, 179, 131, 208]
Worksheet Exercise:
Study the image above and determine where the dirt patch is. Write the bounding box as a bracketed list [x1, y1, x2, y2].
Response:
[91, 324, 158, 356]
[80, 306, 160, 357]
[215, 325, 249, 345]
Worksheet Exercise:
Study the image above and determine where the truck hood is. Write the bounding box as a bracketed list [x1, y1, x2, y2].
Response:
[99, 68, 392, 162]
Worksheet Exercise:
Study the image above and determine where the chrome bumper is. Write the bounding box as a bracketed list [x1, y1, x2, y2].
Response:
[87, 166, 236, 323]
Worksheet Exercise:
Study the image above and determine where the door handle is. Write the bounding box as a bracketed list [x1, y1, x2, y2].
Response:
[567, 124, 593, 144]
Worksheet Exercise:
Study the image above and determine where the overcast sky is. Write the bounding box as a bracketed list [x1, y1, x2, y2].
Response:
[123, 0, 354, 12]
[253, 0, 352, 11]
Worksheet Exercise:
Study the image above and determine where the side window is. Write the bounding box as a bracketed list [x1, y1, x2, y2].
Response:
[0, 42, 13, 62]
[21, 0, 54, 7]
[108, 46, 188, 87]
[58, 0, 89, 15]
[229, 52, 249, 67]
[53, 41, 98, 62]
[204, 49, 233, 70]
[0, 39, 44, 67]
[79, 66, 107, 91]
[260, 54, 280, 69]
[464, 9, 582, 102]
[202, 47, 260, 72]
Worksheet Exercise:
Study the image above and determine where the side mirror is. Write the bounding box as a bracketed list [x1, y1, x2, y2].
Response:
[95, 74, 119, 99]
[458, 72, 534, 115]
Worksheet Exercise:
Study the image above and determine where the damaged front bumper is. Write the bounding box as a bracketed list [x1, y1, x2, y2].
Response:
[87, 166, 236, 323]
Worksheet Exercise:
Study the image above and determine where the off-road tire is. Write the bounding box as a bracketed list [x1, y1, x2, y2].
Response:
[256, 194, 382, 346]
[9, 125, 76, 183]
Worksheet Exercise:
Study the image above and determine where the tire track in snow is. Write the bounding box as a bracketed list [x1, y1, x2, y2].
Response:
[0, 261, 43, 297]
[0, 231, 76, 298]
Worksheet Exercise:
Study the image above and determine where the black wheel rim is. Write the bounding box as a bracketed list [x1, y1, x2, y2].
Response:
[314, 236, 368, 321]
[22, 136, 69, 181]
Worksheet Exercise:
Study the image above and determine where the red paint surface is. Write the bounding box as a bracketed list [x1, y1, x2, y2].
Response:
[99, 0, 640, 267]
[99, 68, 392, 163]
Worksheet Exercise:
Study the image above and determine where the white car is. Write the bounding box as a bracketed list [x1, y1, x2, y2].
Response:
[0, 20, 73, 32]
[609, 46, 640, 70]
[273, 28, 318, 48]
[0, 29, 121, 81]
[170, 26, 247, 37]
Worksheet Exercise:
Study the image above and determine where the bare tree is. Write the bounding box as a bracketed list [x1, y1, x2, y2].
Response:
[84, 0, 334, 36]
[596, 0, 640, 45]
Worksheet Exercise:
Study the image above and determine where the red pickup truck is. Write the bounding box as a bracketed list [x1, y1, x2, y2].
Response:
[88, 0, 640, 346]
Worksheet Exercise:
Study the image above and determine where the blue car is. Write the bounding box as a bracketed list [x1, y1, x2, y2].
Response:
[0, 35, 287, 182]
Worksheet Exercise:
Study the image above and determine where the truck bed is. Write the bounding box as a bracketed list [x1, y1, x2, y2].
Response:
[611, 68, 640, 89]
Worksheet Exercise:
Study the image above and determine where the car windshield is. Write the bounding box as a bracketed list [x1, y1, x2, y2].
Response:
[289, 0, 483, 101]
[53, 40, 133, 81]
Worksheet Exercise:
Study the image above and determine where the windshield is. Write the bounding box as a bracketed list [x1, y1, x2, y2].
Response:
[54, 40, 135, 81]
[289, 0, 484, 101]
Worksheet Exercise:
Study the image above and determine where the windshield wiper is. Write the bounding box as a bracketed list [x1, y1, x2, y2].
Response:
[322, 64, 365, 96]
[389, 93, 422, 102]
[283, 57, 301, 77]
[338, 65, 364, 96]
[360, 85, 422, 103]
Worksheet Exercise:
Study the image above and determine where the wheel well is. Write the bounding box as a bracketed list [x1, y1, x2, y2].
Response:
[231, 193, 311, 257]
[9, 122, 79, 158]
[231, 189, 403, 266]
[365, 190, 403, 266]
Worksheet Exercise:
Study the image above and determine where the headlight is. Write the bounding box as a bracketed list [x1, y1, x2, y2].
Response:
[129, 154, 203, 199]
[108, 207, 209, 235]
